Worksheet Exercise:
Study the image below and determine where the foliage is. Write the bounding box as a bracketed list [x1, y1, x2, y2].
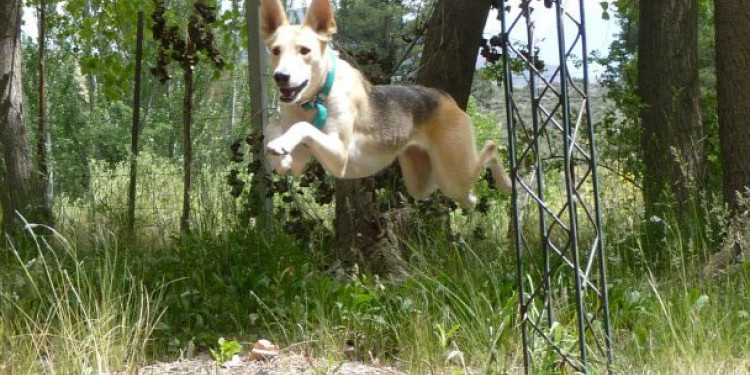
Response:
[150, 0, 226, 84]
[209, 337, 242, 365]
[21, 0, 249, 203]
[334, 0, 427, 82]
[4, 164, 750, 373]
[51, 152, 237, 249]
[596, 0, 722, 193]
[592, 1, 642, 179]
[49, 0, 154, 101]
[5, 0, 750, 373]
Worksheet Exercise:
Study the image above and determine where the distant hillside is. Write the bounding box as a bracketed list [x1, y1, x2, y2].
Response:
[471, 68, 610, 143]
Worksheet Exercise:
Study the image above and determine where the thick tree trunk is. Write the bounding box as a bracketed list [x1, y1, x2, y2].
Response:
[638, 0, 705, 228]
[333, 0, 490, 274]
[715, 0, 750, 212]
[1, 0, 46, 235]
[414, 0, 491, 235]
[417, 0, 490, 110]
[335, 179, 406, 275]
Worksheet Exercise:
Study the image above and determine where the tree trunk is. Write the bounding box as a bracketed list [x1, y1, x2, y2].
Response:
[638, 0, 705, 233]
[1, 0, 46, 235]
[414, 0, 491, 235]
[84, 0, 98, 109]
[335, 178, 406, 275]
[715, 0, 750, 212]
[333, 0, 491, 274]
[417, 0, 490, 110]
[0, 156, 7, 229]
[180, 38, 194, 234]
[331, 1, 425, 275]
[37, 0, 54, 226]
[128, 12, 145, 240]
[246, 0, 275, 236]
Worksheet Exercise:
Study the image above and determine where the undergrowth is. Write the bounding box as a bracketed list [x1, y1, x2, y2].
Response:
[0, 223, 163, 375]
[2, 160, 750, 374]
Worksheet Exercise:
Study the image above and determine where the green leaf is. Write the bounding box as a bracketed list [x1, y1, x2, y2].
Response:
[211, 338, 242, 365]
[352, 292, 373, 305]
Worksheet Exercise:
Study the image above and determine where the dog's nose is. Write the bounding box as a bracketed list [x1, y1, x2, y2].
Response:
[273, 72, 290, 85]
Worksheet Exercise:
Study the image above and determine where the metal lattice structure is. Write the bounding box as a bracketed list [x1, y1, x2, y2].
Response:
[497, 0, 613, 373]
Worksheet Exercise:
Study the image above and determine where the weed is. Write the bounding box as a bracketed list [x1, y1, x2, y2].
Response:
[209, 337, 242, 365]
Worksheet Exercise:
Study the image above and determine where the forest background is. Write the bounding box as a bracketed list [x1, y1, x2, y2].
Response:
[1, 0, 750, 374]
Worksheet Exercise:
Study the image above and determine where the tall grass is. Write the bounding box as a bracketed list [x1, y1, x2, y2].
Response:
[236, 235, 524, 373]
[3, 152, 750, 374]
[53, 152, 238, 249]
[0, 222, 163, 374]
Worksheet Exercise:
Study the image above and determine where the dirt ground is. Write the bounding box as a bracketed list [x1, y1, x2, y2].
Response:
[133, 353, 410, 375]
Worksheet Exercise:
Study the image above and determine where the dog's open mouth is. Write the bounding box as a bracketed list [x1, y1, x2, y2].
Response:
[278, 80, 308, 103]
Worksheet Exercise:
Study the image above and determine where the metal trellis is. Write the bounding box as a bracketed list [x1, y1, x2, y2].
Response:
[498, 0, 613, 373]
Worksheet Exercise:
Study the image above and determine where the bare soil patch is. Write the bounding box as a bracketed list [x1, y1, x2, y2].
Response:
[133, 354, 409, 375]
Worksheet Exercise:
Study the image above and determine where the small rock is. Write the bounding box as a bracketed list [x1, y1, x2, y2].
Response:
[250, 339, 280, 361]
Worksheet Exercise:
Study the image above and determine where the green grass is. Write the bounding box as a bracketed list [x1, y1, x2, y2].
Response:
[1, 224, 163, 374]
[2, 160, 750, 374]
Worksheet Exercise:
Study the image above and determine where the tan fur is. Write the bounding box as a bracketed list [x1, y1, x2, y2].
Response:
[261, 0, 511, 208]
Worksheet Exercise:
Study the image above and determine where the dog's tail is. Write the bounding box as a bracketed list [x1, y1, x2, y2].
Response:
[478, 140, 512, 193]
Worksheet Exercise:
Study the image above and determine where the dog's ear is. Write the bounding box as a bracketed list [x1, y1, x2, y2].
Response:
[303, 0, 337, 37]
[260, 0, 288, 38]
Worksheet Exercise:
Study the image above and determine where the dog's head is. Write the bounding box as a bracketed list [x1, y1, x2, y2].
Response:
[261, 0, 337, 104]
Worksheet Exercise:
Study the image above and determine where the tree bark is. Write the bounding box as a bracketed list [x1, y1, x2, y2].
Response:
[37, 0, 54, 226]
[83, 0, 98, 109]
[414, 0, 491, 235]
[128, 12, 145, 240]
[417, 0, 490, 110]
[333, 0, 491, 274]
[715, 0, 750, 212]
[180, 35, 195, 235]
[331, 1, 422, 275]
[1, 0, 46, 235]
[638, 0, 705, 228]
[246, 0, 275, 236]
[335, 178, 406, 275]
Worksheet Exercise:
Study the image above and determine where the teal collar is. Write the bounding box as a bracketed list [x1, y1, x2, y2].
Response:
[301, 50, 336, 129]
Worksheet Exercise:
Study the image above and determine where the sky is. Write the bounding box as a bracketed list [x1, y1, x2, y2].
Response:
[484, 1, 618, 78]
[22, 0, 618, 79]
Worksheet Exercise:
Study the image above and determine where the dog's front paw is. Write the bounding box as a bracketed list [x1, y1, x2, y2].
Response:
[266, 139, 292, 156]
[267, 153, 293, 174]
[278, 154, 293, 172]
[267, 136, 299, 174]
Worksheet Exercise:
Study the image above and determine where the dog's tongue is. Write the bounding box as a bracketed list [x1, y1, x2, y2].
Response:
[279, 81, 308, 101]
[280, 87, 300, 100]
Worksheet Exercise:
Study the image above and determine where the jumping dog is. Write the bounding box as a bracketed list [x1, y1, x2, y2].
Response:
[261, 0, 512, 208]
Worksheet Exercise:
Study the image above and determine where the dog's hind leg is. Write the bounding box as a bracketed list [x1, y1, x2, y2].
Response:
[427, 107, 511, 208]
[477, 140, 512, 193]
[398, 146, 437, 199]
[426, 111, 485, 208]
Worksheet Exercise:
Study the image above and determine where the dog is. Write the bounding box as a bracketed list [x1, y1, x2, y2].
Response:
[260, 0, 512, 208]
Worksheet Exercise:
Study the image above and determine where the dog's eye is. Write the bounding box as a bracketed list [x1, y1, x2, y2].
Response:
[271, 47, 281, 56]
[300, 47, 311, 55]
